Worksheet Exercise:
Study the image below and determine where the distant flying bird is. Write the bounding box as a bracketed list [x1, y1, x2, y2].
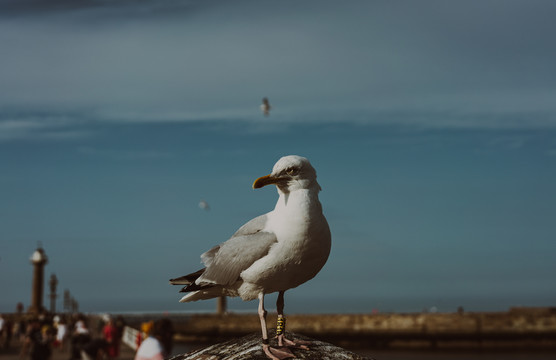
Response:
[261, 97, 271, 116]
[170, 155, 331, 359]
[198, 200, 210, 211]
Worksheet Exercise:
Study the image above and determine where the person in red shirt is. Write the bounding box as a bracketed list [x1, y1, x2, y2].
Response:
[102, 318, 119, 358]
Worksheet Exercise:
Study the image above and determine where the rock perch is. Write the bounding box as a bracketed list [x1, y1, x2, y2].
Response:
[169, 331, 374, 360]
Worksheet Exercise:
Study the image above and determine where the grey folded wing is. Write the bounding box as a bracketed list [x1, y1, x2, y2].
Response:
[198, 214, 277, 286]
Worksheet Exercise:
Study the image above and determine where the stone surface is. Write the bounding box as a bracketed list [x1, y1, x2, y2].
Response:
[169, 331, 374, 360]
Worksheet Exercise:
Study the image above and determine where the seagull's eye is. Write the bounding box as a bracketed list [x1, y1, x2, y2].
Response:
[285, 167, 298, 176]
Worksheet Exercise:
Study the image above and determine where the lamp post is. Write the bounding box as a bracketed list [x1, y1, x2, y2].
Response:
[29, 246, 48, 314]
[217, 296, 227, 315]
[49, 274, 58, 314]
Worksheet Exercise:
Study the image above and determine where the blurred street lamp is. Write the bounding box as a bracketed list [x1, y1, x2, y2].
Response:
[49, 273, 58, 313]
[29, 246, 48, 314]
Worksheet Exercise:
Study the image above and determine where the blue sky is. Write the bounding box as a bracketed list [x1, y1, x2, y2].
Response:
[1, 0, 555, 314]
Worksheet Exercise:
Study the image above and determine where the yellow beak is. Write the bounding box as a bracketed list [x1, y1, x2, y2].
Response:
[253, 174, 279, 189]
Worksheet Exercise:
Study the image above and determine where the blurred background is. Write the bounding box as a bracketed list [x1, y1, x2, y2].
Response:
[1, 0, 555, 317]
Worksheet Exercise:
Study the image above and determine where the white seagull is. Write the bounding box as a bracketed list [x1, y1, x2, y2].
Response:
[170, 155, 331, 359]
[198, 200, 210, 211]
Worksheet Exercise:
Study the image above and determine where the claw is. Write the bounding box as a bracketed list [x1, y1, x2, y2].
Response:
[278, 334, 310, 350]
[263, 344, 295, 359]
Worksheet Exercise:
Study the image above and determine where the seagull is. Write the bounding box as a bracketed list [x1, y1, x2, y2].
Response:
[198, 200, 210, 211]
[261, 97, 272, 116]
[170, 155, 331, 359]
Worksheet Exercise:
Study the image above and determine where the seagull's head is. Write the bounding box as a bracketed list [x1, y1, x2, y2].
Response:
[253, 155, 321, 193]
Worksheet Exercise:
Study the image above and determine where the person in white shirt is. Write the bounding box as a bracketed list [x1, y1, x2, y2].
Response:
[56, 319, 67, 350]
[134, 319, 173, 360]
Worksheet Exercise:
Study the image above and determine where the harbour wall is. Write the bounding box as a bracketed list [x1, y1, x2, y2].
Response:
[119, 307, 556, 350]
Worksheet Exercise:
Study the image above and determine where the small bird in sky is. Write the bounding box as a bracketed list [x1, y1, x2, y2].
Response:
[261, 97, 271, 116]
[170, 155, 331, 359]
[198, 200, 210, 211]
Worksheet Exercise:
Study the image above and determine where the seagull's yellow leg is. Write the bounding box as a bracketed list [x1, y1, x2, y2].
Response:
[276, 291, 310, 350]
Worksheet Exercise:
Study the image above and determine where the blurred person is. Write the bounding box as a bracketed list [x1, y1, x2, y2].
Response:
[80, 339, 108, 360]
[102, 318, 119, 358]
[134, 319, 174, 360]
[21, 318, 52, 360]
[70, 316, 91, 360]
[56, 317, 68, 351]
[17, 318, 28, 343]
[114, 316, 125, 345]
[4, 317, 13, 349]
[0, 314, 4, 341]
[135, 322, 153, 348]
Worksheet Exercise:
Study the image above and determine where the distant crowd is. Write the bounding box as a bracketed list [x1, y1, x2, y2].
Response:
[0, 313, 173, 360]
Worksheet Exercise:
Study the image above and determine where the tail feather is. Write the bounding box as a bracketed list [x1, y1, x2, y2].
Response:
[169, 268, 205, 285]
[179, 281, 214, 293]
[179, 286, 226, 302]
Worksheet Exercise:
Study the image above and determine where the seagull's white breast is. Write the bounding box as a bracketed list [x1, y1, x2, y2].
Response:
[239, 188, 331, 298]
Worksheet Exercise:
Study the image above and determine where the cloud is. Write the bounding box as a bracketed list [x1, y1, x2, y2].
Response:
[0, 112, 92, 141]
[2, 92, 556, 145]
[0, 0, 200, 18]
[2, 105, 556, 145]
[1, 1, 556, 133]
